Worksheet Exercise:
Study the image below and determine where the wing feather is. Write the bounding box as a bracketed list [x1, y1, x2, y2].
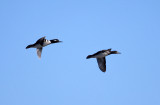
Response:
[35, 36, 45, 46]
[96, 57, 106, 72]
[37, 48, 43, 58]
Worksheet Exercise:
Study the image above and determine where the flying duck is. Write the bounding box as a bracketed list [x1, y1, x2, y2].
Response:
[26, 36, 62, 58]
[86, 49, 121, 72]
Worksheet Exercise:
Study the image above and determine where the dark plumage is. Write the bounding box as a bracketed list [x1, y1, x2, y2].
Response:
[86, 49, 121, 72]
[26, 36, 62, 58]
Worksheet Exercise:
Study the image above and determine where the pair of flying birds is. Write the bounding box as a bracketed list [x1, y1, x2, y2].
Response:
[26, 37, 121, 72]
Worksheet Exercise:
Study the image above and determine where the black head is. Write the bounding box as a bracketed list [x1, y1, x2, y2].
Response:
[50, 39, 62, 43]
[110, 51, 121, 54]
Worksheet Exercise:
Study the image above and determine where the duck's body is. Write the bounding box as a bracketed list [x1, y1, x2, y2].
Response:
[86, 49, 120, 72]
[26, 36, 62, 58]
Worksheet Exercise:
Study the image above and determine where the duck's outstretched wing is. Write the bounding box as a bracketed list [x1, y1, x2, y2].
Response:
[96, 57, 106, 72]
[37, 48, 43, 58]
[35, 36, 46, 46]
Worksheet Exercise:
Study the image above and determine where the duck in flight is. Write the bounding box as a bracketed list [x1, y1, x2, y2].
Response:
[26, 36, 62, 58]
[86, 49, 121, 72]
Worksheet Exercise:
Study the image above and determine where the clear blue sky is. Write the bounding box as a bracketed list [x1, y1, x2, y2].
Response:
[0, 0, 160, 105]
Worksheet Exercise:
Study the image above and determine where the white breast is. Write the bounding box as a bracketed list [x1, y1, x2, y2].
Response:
[43, 40, 51, 47]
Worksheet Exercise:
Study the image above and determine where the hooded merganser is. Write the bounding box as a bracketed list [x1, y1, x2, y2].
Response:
[86, 49, 121, 72]
[26, 36, 62, 58]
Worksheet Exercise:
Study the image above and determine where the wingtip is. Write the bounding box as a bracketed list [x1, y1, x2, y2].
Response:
[108, 48, 112, 50]
[37, 54, 41, 59]
[36, 48, 42, 59]
[100, 69, 106, 72]
[41, 36, 46, 39]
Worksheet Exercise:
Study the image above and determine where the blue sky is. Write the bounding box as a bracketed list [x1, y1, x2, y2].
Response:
[0, 0, 160, 105]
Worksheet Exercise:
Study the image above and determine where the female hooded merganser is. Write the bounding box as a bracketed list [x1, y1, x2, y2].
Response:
[86, 49, 121, 72]
[26, 36, 62, 58]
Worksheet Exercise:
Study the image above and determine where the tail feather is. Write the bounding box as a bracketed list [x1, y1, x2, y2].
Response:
[86, 55, 92, 59]
[26, 44, 34, 49]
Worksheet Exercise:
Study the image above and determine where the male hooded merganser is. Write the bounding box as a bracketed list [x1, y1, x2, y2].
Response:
[26, 36, 62, 58]
[86, 49, 121, 72]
